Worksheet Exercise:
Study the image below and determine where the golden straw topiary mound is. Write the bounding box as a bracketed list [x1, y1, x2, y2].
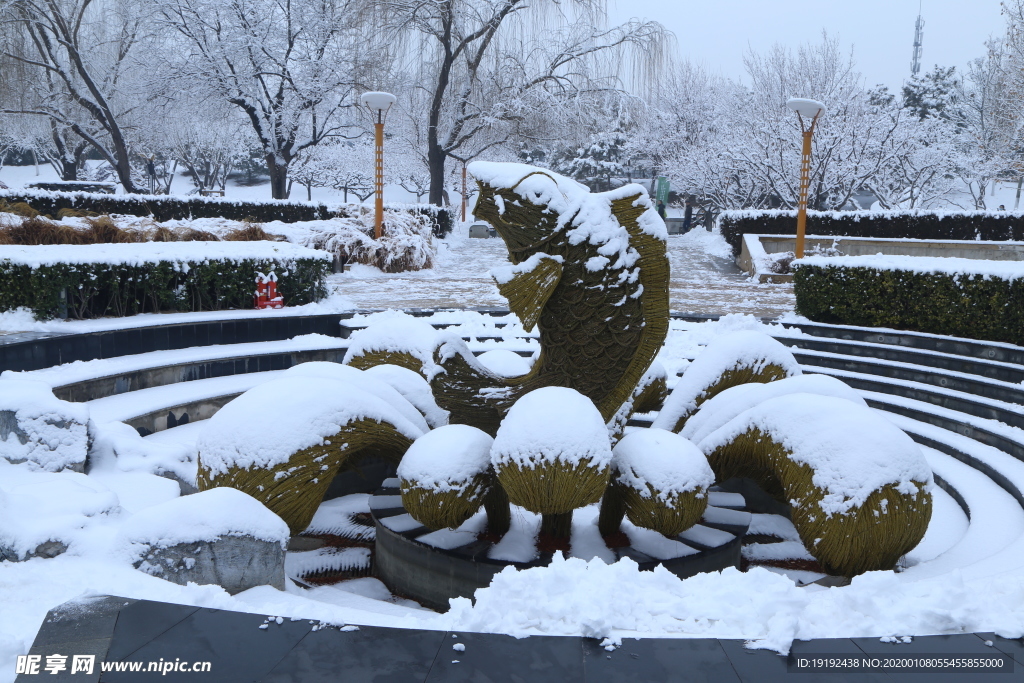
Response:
[397, 424, 494, 530]
[698, 394, 933, 577]
[653, 330, 802, 433]
[491, 387, 612, 516]
[196, 376, 425, 534]
[610, 428, 714, 537]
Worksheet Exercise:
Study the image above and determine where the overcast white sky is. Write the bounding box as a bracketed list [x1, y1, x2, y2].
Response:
[608, 0, 1006, 91]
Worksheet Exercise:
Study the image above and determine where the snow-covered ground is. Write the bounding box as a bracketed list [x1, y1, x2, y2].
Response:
[3, 310, 1024, 682]
[2, 171, 1024, 681]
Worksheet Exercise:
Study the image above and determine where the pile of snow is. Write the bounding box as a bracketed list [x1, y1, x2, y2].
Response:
[0, 469, 120, 560]
[196, 376, 425, 478]
[117, 487, 289, 556]
[0, 379, 89, 472]
[491, 387, 611, 471]
[363, 364, 449, 428]
[612, 429, 713, 500]
[342, 311, 440, 374]
[448, 553, 1024, 652]
[282, 362, 428, 433]
[697, 394, 932, 515]
[475, 349, 532, 378]
[398, 425, 493, 494]
[89, 420, 197, 492]
[490, 252, 563, 285]
[653, 330, 801, 431]
[0, 241, 329, 268]
[681, 374, 866, 445]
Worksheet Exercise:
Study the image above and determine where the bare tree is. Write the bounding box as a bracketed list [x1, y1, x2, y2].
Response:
[383, 0, 669, 205]
[156, 0, 385, 199]
[0, 0, 151, 191]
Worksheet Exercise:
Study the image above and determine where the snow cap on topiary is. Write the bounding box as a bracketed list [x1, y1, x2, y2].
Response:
[652, 330, 801, 433]
[475, 349, 533, 378]
[613, 429, 714, 501]
[363, 364, 449, 428]
[681, 374, 866, 445]
[343, 311, 440, 376]
[283, 361, 428, 433]
[197, 376, 424, 478]
[609, 428, 713, 537]
[399, 424, 494, 530]
[491, 387, 612, 514]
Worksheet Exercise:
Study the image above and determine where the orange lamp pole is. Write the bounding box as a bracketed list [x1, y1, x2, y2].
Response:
[787, 98, 825, 260]
[359, 91, 396, 241]
[373, 119, 385, 240]
[461, 162, 467, 222]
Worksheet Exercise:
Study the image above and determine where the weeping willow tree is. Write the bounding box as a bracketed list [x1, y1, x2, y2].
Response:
[380, 0, 673, 206]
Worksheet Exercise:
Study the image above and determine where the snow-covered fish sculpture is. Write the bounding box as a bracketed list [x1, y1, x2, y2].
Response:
[431, 162, 670, 435]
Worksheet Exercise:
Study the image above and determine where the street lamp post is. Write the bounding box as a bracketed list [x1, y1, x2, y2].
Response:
[786, 98, 825, 260]
[360, 91, 397, 240]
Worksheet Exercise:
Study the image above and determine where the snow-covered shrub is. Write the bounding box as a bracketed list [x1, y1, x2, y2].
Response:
[398, 425, 493, 530]
[698, 393, 933, 577]
[653, 331, 801, 433]
[0, 242, 329, 319]
[290, 207, 435, 272]
[600, 428, 714, 537]
[491, 387, 612, 519]
[196, 375, 424, 534]
[794, 255, 1024, 345]
[0, 379, 89, 472]
[720, 209, 1024, 257]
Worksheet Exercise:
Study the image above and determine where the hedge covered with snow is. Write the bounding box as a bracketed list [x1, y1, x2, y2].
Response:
[0, 188, 454, 237]
[0, 242, 330, 319]
[719, 209, 1024, 256]
[793, 254, 1024, 345]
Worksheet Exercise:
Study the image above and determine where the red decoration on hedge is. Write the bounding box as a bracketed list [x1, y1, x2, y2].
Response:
[255, 272, 284, 309]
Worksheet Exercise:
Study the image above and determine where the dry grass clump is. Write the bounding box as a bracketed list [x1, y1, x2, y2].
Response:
[3, 216, 86, 245]
[495, 458, 610, 515]
[174, 226, 220, 241]
[197, 417, 414, 535]
[707, 427, 932, 577]
[223, 224, 282, 242]
[0, 200, 39, 218]
[83, 216, 138, 243]
[56, 207, 98, 219]
[401, 472, 490, 531]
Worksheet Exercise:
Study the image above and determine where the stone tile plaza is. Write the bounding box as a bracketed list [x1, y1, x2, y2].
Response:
[2, 2, 1024, 681]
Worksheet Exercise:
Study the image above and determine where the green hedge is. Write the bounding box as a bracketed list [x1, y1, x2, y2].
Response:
[720, 210, 1024, 257]
[0, 254, 329, 320]
[793, 261, 1024, 345]
[0, 189, 453, 235]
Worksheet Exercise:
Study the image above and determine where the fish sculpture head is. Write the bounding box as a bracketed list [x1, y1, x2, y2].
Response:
[469, 164, 586, 265]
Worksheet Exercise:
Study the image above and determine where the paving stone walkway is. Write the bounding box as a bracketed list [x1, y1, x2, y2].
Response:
[328, 230, 796, 319]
